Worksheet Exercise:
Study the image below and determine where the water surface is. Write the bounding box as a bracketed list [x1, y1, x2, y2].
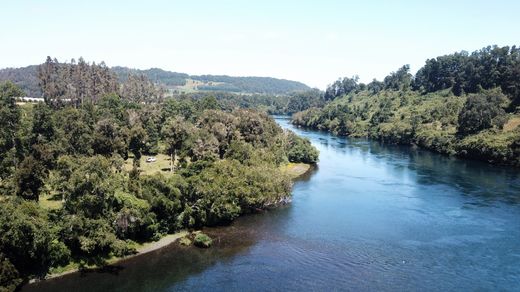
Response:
[26, 116, 520, 291]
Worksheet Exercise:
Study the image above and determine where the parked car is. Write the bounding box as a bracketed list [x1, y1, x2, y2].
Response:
[146, 157, 157, 163]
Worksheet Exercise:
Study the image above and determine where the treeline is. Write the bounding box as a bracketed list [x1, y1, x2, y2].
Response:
[0, 77, 318, 290]
[191, 75, 310, 94]
[111, 66, 189, 87]
[322, 45, 520, 106]
[292, 45, 520, 166]
[414, 45, 520, 107]
[39, 57, 164, 105]
[1, 63, 311, 97]
[172, 89, 324, 115]
[0, 65, 41, 97]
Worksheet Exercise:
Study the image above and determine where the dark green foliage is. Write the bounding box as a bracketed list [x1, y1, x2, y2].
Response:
[93, 118, 128, 158]
[185, 160, 291, 226]
[324, 76, 360, 100]
[384, 65, 413, 91]
[0, 81, 22, 180]
[190, 75, 309, 94]
[193, 233, 212, 248]
[286, 132, 319, 164]
[161, 117, 191, 171]
[112, 67, 188, 87]
[128, 125, 147, 167]
[457, 91, 508, 135]
[63, 156, 117, 219]
[31, 103, 55, 143]
[414, 45, 520, 105]
[0, 200, 70, 281]
[0, 65, 40, 97]
[13, 155, 46, 200]
[286, 89, 325, 113]
[58, 215, 132, 263]
[54, 107, 94, 155]
[140, 175, 183, 233]
[0, 254, 22, 292]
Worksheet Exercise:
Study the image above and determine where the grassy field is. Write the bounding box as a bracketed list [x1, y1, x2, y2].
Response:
[504, 115, 520, 131]
[123, 153, 175, 176]
[172, 78, 227, 93]
[280, 162, 311, 179]
[38, 193, 63, 210]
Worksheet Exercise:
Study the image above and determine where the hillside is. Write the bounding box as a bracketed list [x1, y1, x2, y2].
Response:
[112, 67, 310, 94]
[0, 65, 40, 97]
[0, 64, 310, 97]
[292, 45, 520, 166]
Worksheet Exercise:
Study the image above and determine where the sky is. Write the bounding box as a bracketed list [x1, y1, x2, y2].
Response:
[1, 0, 519, 89]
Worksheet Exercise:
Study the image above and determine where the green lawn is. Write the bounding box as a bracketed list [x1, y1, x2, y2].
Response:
[123, 153, 175, 176]
[280, 162, 311, 179]
[38, 192, 64, 210]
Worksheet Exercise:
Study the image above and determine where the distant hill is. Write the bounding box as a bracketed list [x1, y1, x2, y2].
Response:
[0, 65, 41, 97]
[111, 67, 310, 94]
[0, 65, 310, 97]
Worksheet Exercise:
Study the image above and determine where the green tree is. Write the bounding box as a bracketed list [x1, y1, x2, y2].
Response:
[63, 156, 117, 218]
[0, 200, 69, 284]
[128, 124, 148, 167]
[458, 91, 508, 135]
[13, 155, 46, 201]
[161, 117, 191, 172]
[0, 81, 23, 180]
[93, 118, 128, 158]
[286, 132, 319, 163]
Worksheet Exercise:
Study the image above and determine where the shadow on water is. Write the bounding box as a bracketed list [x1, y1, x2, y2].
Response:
[292, 119, 520, 206]
[363, 141, 520, 205]
[23, 215, 273, 292]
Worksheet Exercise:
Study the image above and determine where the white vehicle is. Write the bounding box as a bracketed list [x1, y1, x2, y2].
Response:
[146, 157, 157, 163]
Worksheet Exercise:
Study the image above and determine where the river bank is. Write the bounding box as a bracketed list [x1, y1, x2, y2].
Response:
[22, 116, 520, 291]
[32, 231, 189, 283]
[280, 162, 313, 179]
[30, 163, 313, 285]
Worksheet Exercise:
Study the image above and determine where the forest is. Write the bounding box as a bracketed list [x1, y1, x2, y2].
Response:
[0, 58, 318, 291]
[292, 45, 520, 166]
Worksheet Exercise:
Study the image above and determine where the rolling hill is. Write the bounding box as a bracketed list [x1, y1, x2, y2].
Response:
[0, 65, 310, 97]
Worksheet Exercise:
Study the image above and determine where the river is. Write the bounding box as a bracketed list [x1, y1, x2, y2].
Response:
[26, 116, 520, 291]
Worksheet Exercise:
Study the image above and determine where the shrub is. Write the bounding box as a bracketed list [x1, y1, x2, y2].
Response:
[193, 233, 212, 248]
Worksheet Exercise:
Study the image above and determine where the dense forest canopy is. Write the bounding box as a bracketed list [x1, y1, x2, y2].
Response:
[292, 45, 520, 166]
[0, 57, 318, 290]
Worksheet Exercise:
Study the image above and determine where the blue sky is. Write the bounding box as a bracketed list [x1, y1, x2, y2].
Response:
[1, 0, 519, 88]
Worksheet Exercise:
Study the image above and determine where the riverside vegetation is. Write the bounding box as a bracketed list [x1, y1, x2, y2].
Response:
[292, 45, 520, 166]
[0, 57, 318, 291]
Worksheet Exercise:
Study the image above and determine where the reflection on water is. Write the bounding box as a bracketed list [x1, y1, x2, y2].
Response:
[26, 116, 520, 291]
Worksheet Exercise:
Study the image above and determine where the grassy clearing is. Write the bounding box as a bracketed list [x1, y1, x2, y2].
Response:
[123, 153, 174, 176]
[504, 115, 520, 131]
[172, 78, 227, 93]
[280, 162, 311, 179]
[38, 193, 63, 210]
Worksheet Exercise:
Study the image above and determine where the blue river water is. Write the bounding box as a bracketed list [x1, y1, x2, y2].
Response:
[26, 116, 520, 291]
